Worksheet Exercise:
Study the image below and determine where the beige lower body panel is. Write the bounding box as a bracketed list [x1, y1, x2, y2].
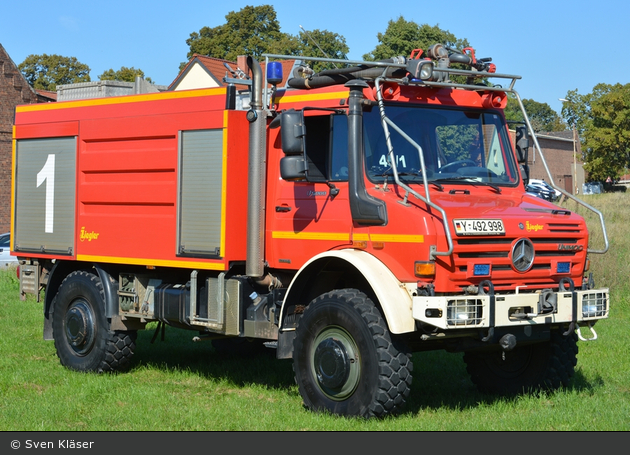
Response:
[412, 288, 609, 330]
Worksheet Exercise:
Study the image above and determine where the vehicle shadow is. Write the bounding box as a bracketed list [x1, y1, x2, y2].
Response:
[131, 325, 295, 391]
[404, 350, 598, 414]
[129, 325, 600, 415]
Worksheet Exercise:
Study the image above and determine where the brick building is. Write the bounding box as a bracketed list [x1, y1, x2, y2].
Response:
[0, 43, 55, 233]
[510, 129, 582, 195]
[529, 130, 583, 195]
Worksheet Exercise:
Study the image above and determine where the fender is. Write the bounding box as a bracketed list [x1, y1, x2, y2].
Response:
[280, 249, 415, 334]
[43, 261, 125, 339]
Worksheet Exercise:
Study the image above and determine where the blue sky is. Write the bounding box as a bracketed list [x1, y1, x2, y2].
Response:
[2, 0, 627, 115]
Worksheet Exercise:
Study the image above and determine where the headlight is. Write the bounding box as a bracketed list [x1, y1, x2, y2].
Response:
[446, 298, 483, 326]
[582, 292, 607, 318]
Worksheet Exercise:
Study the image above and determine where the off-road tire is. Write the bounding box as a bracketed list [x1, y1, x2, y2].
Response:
[52, 271, 136, 373]
[463, 330, 578, 394]
[292, 289, 412, 418]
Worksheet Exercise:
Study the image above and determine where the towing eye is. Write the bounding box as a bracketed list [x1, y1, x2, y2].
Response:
[559, 277, 598, 341]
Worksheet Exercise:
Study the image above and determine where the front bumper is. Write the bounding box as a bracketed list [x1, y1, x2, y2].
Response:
[413, 287, 609, 331]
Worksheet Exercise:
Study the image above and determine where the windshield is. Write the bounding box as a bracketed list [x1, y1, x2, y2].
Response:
[363, 105, 519, 185]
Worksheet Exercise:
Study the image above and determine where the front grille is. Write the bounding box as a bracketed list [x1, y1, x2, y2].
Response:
[548, 223, 582, 233]
[445, 220, 586, 290]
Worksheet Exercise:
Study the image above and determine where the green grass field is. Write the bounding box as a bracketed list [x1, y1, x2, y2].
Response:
[1, 193, 628, 431]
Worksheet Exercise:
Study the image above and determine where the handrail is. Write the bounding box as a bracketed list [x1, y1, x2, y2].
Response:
[512, 91, 609, 254]
[374, 77, 453, 259]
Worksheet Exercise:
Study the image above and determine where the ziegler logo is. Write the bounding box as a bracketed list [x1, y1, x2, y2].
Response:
[558, 243, 583, 251]
[80, 227, 100, 242]
[308, 191, 327, 197]
[525, 221, 544, 232]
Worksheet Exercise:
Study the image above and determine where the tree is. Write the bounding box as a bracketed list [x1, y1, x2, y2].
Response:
[19, 54, 90, 91]
[294, 28, 349, 72]
[363, 18, 469, 61]
[185, 5, 348, 73]
[99, 67, 153, 84]
[505, 96, 566, 132]
[560, 84, 618, 137]
[569, 83, 630, 182]
[186, 5, 288, 61]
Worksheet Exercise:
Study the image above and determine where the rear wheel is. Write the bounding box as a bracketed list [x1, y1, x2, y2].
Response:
[463, 330, 578, 394]
[292, 289, 412, 418]
[52, 271, 136, 373]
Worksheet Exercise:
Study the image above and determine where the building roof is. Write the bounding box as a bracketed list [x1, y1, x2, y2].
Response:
[35, 89, 57, 101]
[536, 130, 576, 143]
[169, 54, 296, 91]
[168, 55, 234, 90]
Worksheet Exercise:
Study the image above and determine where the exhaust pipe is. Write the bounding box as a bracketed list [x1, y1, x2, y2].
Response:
[246, 57, 266, 279]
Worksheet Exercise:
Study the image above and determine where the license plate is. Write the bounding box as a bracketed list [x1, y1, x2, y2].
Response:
[454, 219, 505, 236]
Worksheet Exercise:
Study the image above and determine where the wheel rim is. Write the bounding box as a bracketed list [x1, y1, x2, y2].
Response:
[310, 326, 361, 401]
[64, 299, 96, 356]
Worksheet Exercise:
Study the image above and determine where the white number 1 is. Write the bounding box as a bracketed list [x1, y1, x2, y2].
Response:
[36, 154, 55, 233]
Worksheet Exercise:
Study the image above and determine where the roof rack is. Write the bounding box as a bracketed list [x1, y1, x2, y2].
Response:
[262, 52, 522, 93]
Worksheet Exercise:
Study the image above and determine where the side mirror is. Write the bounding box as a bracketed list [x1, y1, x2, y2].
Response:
[280, 109, 305, 155]
[276, 109, 306, 180]
[520, 163, 530, 186]
[515, 125, 529, 164]
[280, 156, 306, 181]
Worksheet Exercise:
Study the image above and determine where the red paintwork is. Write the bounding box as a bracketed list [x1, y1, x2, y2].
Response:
[14, 89, 249, 270]
[267, 84, 587, 292]
[13, 82, 588, 292]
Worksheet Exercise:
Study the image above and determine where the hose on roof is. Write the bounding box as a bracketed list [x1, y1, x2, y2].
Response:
[287, 57, 408, 89]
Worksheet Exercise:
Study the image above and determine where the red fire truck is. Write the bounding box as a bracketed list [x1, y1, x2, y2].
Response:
[11, 45, 610, 418]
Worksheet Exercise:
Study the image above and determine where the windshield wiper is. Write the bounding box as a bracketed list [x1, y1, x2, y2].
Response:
[476, 182, 502, 193]
[432, 177, 502, 193]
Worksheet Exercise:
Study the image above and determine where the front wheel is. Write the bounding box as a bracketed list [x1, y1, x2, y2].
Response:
[52, 271, 136, 373]
[463, 330, 578, 394]
[292, 289, 412, 418]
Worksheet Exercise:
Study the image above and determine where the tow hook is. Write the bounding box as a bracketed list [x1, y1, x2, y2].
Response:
[577, 323, 598, 341]
[499, 333, 517, 351]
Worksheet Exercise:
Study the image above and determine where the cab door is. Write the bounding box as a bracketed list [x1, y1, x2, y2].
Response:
[267, 113, 352, 269]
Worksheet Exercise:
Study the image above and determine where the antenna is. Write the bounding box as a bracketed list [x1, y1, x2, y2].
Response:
[299, 25, 339, 68]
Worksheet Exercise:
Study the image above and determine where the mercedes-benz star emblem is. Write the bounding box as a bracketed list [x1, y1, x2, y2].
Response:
[512, 238, 535, 272]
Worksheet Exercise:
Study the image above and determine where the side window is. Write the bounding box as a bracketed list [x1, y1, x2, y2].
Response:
[303, 113, 348, 182]
[303, 115, 330, 181]
[278, 110, 347, 182]
[330, 114, 348, 181]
